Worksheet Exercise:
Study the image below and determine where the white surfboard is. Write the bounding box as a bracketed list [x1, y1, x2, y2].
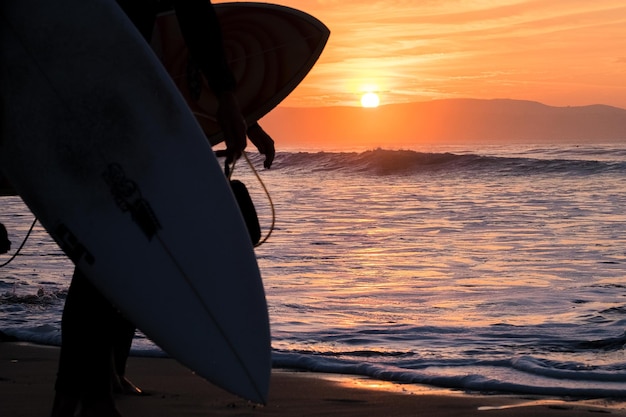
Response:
[0, 0, 270, 403]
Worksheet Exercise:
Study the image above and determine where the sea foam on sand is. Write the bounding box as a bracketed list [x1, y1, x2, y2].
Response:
[1, 342, 625, 417]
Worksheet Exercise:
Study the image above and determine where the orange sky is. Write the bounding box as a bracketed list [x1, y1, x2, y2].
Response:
[217, 0, 626, 109]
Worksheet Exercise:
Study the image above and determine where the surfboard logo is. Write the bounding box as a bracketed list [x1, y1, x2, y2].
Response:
[103, 163, 162, 240]
[56, 224, 95, 266]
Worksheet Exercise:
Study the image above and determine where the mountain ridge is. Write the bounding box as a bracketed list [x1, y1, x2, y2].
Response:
[259, 98, 626, 148]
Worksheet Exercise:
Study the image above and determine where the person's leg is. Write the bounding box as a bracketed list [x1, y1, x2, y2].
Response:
[112, 314, 142, 395]
[51, 269, 119, 417]
[115, 0, 158, 40]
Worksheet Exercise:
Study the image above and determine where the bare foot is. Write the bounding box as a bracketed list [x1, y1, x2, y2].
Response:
[50, 393, 79, 417]
[76, 397, 122, 417]
[116, 376, 144, 396]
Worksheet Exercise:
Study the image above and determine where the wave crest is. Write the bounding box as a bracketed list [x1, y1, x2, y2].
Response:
[273, 149, 626, 176]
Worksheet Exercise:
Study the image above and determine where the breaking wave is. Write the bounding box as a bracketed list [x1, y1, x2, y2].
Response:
[272, 149, 626, 176]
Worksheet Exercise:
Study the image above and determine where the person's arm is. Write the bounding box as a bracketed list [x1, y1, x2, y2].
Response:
[173, 1, 233, 95]
[247, 122, 275, 169]
[173, 0, 246, 162]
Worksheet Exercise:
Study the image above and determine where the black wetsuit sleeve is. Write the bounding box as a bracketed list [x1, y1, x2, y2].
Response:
[172, 0, 236, 95]
[116, 0, 158, 40]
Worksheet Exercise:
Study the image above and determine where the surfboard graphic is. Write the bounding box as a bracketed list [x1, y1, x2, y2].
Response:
[152, 2, 330, 145]
[0, 0, 331, 404]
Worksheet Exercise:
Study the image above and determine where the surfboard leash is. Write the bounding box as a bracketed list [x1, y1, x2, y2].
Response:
[0, 217, 38, 268]
[243, 152, 275, 247]
[226, 152, 276, 247]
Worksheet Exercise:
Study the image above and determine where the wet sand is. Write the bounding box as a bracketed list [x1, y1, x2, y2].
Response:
[2, 341, 625, 416]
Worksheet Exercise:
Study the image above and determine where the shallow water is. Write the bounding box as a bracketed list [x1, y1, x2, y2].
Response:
[2, 143, 626, 397]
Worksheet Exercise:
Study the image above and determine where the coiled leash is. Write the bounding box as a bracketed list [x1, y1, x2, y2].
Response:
[225, 152, 275, 247]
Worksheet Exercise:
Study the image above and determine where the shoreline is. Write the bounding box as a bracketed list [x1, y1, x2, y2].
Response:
[2, 341, 625, 416]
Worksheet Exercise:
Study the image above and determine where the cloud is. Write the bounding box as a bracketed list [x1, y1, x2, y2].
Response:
[274, 0, 626, 107]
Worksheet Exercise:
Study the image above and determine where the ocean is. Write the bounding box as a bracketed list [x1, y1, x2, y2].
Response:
[2, 143, 626, 398]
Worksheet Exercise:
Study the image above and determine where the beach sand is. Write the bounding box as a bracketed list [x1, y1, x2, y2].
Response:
[2, 341, 625, 417]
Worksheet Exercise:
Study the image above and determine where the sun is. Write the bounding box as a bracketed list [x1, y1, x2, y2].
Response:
[361, 92, 380, 108]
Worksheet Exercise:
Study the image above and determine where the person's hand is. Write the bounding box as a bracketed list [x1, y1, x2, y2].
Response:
[216, 91, 246, 164]
[247, 122, 275, 169]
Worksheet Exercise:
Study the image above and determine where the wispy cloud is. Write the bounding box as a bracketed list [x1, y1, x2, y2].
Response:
[244, 0, 626, 107]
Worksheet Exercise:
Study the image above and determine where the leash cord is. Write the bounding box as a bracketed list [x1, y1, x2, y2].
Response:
[0, 217, 38, 268]
[227, 152, 275, 247]
[243, 153, 275, 247]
